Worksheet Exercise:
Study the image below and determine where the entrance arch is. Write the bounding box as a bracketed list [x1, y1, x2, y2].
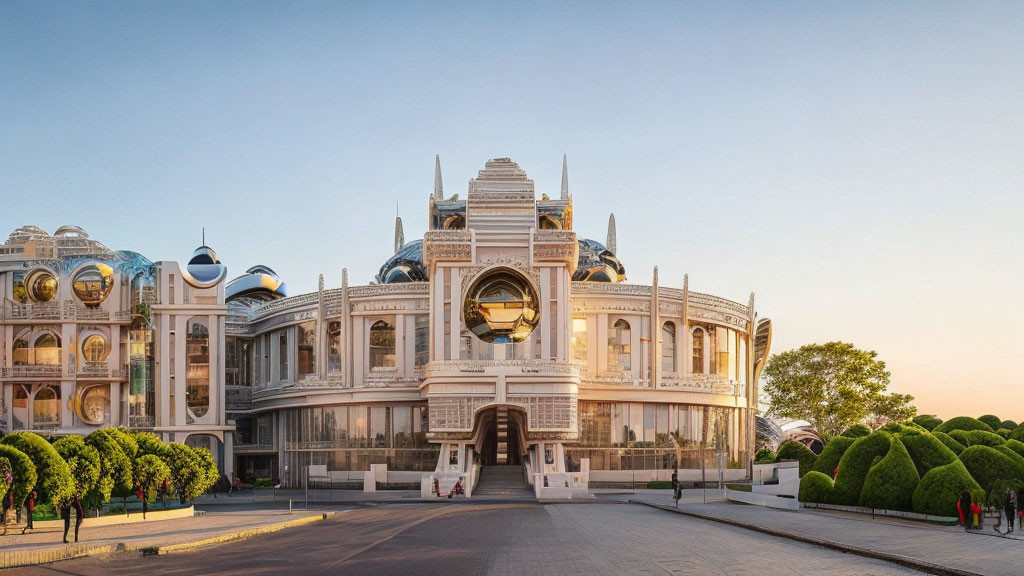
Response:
[471, 404, 528, 466]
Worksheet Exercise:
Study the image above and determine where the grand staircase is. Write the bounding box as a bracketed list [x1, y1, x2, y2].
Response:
[474, 466, 534, 498]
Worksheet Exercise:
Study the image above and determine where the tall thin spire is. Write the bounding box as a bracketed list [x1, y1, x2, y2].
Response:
[606, 213, 617, 254]
[433, 154, 444, 200]
[560, 153, 569, 199]
[394, 215, 405, 253]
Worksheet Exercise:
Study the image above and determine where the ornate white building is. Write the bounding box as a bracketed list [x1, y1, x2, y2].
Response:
[0, 157, 771, 496]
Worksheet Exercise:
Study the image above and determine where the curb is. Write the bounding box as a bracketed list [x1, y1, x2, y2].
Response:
[0, 542, 126, 569]
[633, 501, 981, 576]
[137, 512, 337, 555]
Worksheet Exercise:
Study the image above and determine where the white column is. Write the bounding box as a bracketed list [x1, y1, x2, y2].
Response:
[449, 267, 461, 361]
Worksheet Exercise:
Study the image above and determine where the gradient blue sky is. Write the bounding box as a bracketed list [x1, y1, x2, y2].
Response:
[2, 2, 1023, 419]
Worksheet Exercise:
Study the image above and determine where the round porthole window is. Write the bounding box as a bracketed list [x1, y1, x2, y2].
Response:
[82, 333, 108, 362]
[26, 269, 58, 303]
[72, 263, 114, 307]
[462, 269, 540, 343]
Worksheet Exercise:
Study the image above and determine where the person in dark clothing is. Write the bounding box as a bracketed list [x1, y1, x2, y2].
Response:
[21, 490, 36, 534]
[957, 492, 972, 531]
[60, 502, 71, 544]
[72, 497, 84, 542]
[1005, 488, 1018, 535]
[1, 488, 12, 524]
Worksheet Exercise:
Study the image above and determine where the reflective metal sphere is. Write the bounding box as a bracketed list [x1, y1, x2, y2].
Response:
[72, 263, 114, 307]
[463, 269, 540, 343]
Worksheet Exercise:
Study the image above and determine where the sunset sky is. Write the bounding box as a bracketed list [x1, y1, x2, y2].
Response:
[2, 2, 1022, 419]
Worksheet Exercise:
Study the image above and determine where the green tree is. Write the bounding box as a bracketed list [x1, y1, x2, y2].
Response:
[85, 429, 133, 509]
[52, 436, 101, 502]
[867, 392, 917, 428]
[0, 432, 73, 506]
[134, 454, 171, 501]
[191, 447, 220, 495]
[0, 445, 36, 503]
[763, 342, 911, 439]
[164, 443, 206, 503]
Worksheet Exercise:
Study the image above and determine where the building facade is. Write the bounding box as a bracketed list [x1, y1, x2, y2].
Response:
[0, 157, 771, 492]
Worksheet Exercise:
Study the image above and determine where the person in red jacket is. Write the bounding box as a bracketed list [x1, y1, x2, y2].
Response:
[20, 490, 36, 534]
[957, 492, 971, 531]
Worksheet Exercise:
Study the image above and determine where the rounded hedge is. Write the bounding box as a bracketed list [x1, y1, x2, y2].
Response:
[134, 454, 172, 501]
[754, 449, 776, 464]
[933, 417, 993, 434]
[1001, 420, 1018, 430]
[949, 429, 1005, 448]
[933, 432, 966, 455]
[978, 415, 1004, 430]
[133, 431, 170, 458]
[912, 460, 984, 516]
[799, 471, 834, 504]
[859, 437, 920, 511]
[811, 436, 856, 477]
[0, 444, 36, 503]
[85, 429, 133, 507]
[912, 415, 943, 431]
[832, 431, 893, 506]
[775, 441, 818, 477]
[959, 445, 1024, 493]
[1012, 425, 1024, 443]
[1004, 439, 1024, 459]
[841, 424, 872, 438]
[53, 436, 101, 501]
[995, 445, 1024, 469]
[900, 431, 958, 477]
[0, 432, 73, 506]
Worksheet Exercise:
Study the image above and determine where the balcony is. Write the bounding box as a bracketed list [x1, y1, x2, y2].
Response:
[74, 362, 123, 379]
[2, 364, 62, 378]
[3, 301, 131, 322]
[235, 442, 275, 453]
[657, 373, 739, 395]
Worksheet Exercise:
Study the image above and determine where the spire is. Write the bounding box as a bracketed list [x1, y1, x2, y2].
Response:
[560, 153, 569, 199]
[433, 154, 444, 200]
[394, 215, 405, 253]
[606, 213, 617, 254]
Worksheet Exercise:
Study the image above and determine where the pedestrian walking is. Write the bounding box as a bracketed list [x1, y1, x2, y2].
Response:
[72, 496, 84, 542]
[1005, 488, 1017, 535]
[957, 492, 971, 531]
[60, 501, 71, 544]
[20, 490, 36, 534]
[137, 485, 148, 519]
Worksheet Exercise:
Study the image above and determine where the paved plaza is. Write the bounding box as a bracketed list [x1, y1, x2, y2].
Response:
[14, 502, 937, 576]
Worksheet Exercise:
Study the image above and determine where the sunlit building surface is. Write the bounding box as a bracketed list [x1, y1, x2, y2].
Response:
[1, 157, 771, 493]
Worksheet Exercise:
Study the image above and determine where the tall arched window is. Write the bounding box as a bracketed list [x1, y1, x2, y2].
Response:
[34, 333, 61, 365]
[33, 385, 60, 429]
[296, 321, 316, 378]
[692, 328, 705, 374]
[12, 334, 29, 366]
[82, 334, 108, 363]
[185, 318, 210, 418]
[369, 320, 396, 368]
[662, 322, 676, 373]
[608, 319, 631, 371]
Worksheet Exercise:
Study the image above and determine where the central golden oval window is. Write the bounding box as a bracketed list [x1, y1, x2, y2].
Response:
[463, 270, 540, 344]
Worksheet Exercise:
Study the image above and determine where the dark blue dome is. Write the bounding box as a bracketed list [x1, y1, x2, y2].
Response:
[376, 240, 428, 284]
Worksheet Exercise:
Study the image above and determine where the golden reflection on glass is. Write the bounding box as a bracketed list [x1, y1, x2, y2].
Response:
[185, 318, 210, 418]
[463, 270, 539, 344]
[72, 263, 114, 307]
[12, 273, 27, 303]
[83, 334, 107, 362]
[26, 270, 57, 302]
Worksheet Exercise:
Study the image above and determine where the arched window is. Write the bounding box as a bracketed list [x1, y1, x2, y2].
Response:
[608, 319, 631, 372]
[12, 335, 29, 366]
[662, 322, 676, 373]
[369, 320, 396, 368]
[33, 385, 60, 429]
[12, 385, 28, 429]
[328, 320, 342, 373]
[296, 321, 316, 378]
[33, 333, 61, 365]
[82, 334, 108, 363]
[692, 328, 705, 374]
[185, 318, 210, 418]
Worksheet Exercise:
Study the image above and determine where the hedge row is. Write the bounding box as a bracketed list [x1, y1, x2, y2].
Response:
[775, 441, 818, 477]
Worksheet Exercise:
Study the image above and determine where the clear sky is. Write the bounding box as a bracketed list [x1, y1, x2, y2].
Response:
[2, 2, 1022, 420]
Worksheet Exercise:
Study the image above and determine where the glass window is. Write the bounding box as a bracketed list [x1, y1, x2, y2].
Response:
[34, 333, 61, 365]
[571, 316, 587, 363]
[297, 321, 316, 378]
[414, 316, 429, 367]
[185, 318, 210, 418]
[608, 319, 631, 372]
[12, 385, 28, 429]
[661, 322, 676, 373]
[278, 329, 289, 381]
[33, 384, 60, 429]
[692, 328, 705, 374]
[82, 334, 107, 363]
[369, 320, 396, 368]
[12, 334, 29, 366]
[328, 321, 342, 373]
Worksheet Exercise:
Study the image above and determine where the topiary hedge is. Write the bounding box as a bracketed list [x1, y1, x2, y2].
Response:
[912, 415, 943, 431]
[0, 444, 36, 503]
[799, 471, 834, 504]
[934, 432, 966, 455]
[1002, 420, 1018, 430]
[52, 436, 101, 502]
[859, 436, 920, 511]
[811, 436, 856, 478]
[949, 429, 1005, 448]
[900, 431, 958, 477]
[959, 445, 1024, 493]
[0, 432, 73, 506]
[841, 424, 872, 438]
[933, 417, 993, 434]
[775, 441, 818, 477]
[1004, 439, 1024, 459]
[832, 431, 893, 506]
[134, 454, 172, 501]
[978, 415, 1004, 431]
[85, 429, 133, 510]
[1012, 425, 1024, 443]
[911, 460, 984, 516]
[133, 431, 170, 458]
[995, 445, 1024, 469]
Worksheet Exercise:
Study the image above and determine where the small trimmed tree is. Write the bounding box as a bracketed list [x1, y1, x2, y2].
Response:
[191, 447, 220, 495]
[832, 431, 892, 506]
[978, 415, 1004, 431]
[0, 432, 73, 506]
[164, 443, 206, 503]
[774, 441, 817, 477]
[0, 445, 36, 504]
[53, 436, 101, 503]
[912, 415, 943, 431]
[859, 437, 920, 511]
[133, 431, 170, 458]
[959, 445, 1024, 493]
[799, 471, 834, 504]
[134, 454, 172, 502]
[85, 429, 133, 509]
[911, 460, 985, 516]
[811, 436, 856, 477]
[933, 417, 993, 434]
[841, 424, 872, 438]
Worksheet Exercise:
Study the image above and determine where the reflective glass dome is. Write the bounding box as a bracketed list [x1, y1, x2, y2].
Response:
[72, 263, 114, 307]
[463, 269, 540, 343]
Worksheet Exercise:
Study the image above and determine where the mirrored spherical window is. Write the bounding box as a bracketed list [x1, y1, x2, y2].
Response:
[463, 269, 540, 343]
[82, 333, 108, 363]
[72, 263, 114, 307]
[26, 270, 58, 303]
[73, 385, 110, 426]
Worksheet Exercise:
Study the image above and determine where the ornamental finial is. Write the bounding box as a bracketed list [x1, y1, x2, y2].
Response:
[434, 154, 444, 200]
[606, 213, 617, 254]
[560, 153, 569, 199]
